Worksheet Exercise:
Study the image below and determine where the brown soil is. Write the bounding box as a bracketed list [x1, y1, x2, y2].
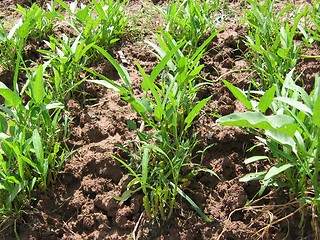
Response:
[1, 0, 319, 240]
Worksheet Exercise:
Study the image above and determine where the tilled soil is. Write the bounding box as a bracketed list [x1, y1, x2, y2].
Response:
[1, 0, 320, 239]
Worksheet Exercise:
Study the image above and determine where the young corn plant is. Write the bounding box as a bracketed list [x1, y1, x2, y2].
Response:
[0, 65, 66, 218]
[87, 31, 219, 222]
[156, 0, 221, 54]
[245, 0, 308, 90]
[217, 70, 320, 228]
[55, 0, 128, 50]
[0, 3, 44, 75]
[38, 34, 94, 101]
[15, 3, 59, 42]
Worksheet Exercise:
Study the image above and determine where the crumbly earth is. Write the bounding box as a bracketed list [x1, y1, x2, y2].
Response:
[1, 0, 320, 239]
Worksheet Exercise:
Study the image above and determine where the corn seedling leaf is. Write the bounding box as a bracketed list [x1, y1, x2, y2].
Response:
[265, 130, 297, 153]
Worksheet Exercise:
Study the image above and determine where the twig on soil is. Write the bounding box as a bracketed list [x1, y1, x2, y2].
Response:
[214, 68, 253, 82]
[216, 195, 305, 240]
[132, 212, 144, 240]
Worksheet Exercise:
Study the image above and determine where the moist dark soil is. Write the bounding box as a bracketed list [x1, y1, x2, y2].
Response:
[1, 0, 320, 239]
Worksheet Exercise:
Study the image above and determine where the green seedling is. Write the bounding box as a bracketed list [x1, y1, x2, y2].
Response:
[245, 0, 308, 90]
[87, 31, 219, 221]
[0, 65, 67, 218]
[217, 70, 320, 226]
[156, 0, 221, 54]
[55, 0, 128, 51]
[38, 34, 94, 101]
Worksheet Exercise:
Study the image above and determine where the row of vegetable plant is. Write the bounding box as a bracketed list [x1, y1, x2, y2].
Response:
[1, 0, 320, 237]
[218, 0, 320, 234]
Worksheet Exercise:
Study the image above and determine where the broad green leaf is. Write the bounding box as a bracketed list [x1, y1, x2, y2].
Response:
[184, 97, 211, 131]
[265, 130, 297, 153]
[244, 156, 269, 164]
[223, 80, 252, 110]
[217, 112, 297, 136]
[264, 163, 293, 180]
[0, 82, 21, 107]
[239, 172, 266, 182]
[76, 5, 89, 22]
[258, 85, 276, 113]
[313, 95, 320, 128]
[0, 115, 8, 133]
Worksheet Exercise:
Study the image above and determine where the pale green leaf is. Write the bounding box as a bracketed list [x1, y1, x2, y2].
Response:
[217, 112, 297, 136]
[264, 163, 293, 180]
[244, 156, 269, 164]
[239, 172, 266, 182]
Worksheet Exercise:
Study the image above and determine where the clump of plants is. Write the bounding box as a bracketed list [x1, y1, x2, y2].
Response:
[244, 0, 308, 89]
[88, 31, 219, 221]
[217, 70, 320, 232]
[156, 0, 222, 54]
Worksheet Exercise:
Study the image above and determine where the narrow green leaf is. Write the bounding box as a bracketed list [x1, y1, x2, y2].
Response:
[33, 129, 44, 166]
[239, 172, 266, 182]
[264, 163, 293, 180]
[172, 182, 213, 222]
[93, 45, 131, 87]
[87, 79, 120, 92]
[244, 156, 269, 164]
[258, 85, 275, 113]
[184, 97, 211, 131]
[114, 190, 134, 201]
[275, 97, 312, 116]
[313, 95, 320, 128]
[6, 180, 27, 204]
[223, 80, 252, 110]
[141, 148, 150, 194]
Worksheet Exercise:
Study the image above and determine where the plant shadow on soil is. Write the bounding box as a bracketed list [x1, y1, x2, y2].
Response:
[1, 0, 320, 239]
